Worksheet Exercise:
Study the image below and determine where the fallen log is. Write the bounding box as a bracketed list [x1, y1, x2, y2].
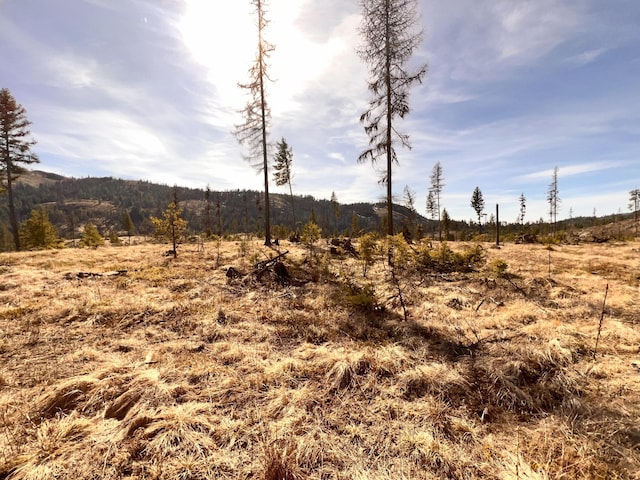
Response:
[254, 250, 289, 270]
[64, 270, 128, 280]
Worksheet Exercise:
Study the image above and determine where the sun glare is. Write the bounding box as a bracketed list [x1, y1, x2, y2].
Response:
[178, 0, 254, 99]
[178, 0, 351, 116]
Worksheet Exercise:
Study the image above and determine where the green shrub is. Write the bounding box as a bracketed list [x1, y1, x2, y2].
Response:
[301, 220, 322, 264]
[109, 231, 122, 245]
[81, 223, 104, 248]
[358, 233, 379, 277]
[434, 242, 455, 265]
[416, 242, 486, 272]
[385, 233, 412, 266]
[490, 258, 509, 277]
[456, 244, 486, 269]
[343, 281, 379, 312]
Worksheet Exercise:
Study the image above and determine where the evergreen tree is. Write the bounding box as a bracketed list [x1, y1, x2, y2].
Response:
[122, 210, 135, 244]
[403, 185, 417, 241]
[351, 212, 360, 237]
[1, 88, 40, 250]
[442, 208, 451, 241]
[81, 222, 104, 248]
[19, 208, 61, 250]
[330, 191, 340, 236]
[470, 186, 485, 227]
[357, 0, 427, 242]
[273, 138, 296, 230]
[233, 0, 274, 246]
[204, 185, 212, 237]
[151, 188, 187, 258]
[301, 220, 322, 264]
[519, 192, 527, 226]
[109, 229, 122, 245]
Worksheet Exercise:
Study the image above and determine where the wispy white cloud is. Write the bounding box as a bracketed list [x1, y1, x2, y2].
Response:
[423, 0, 584, 86]
[566, 48, 607, 66]
[492, 0, 581, 61]
[328, 153, 346, 163]
[518, 161, 624, 182]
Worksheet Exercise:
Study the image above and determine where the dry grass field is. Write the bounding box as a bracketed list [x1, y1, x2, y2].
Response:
[0, 237, 639, 479]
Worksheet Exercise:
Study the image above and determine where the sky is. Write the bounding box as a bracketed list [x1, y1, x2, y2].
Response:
[1, 0, 638, 223]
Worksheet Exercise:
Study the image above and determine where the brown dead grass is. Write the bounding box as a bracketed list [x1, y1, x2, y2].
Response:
[0, 238, 638, 479]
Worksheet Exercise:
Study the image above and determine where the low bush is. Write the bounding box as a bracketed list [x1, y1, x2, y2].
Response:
[416, 242, 486, 272]
[490, 258, 509, 278]
[341, 281, 379, 313]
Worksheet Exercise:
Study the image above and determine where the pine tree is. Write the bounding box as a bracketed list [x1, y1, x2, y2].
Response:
[330, 191, 340, 236]
[273, 138, 296, 230]
[470, 186, 485, 227]
[442, 208, 451, 241]
[301, 220, 322, 264]
[234, 0, 274, 246]
[122, 210, 135, 244]
[357, 0, 427, 241]
[351, 212, 360, 237]
[151, 188, 187, 258]
[19, 208, 61, 250]
[1, 88, 40, 250]
[81, 223, 104, 248]
[518, 192, 527, 226]
[403, 185, 417, 241]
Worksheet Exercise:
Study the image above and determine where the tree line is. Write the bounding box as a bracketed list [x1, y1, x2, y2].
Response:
[0, 170, 441, 251]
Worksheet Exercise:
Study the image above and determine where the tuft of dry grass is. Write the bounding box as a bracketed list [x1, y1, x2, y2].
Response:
[261, 438, 303, 480]
[0, 239, 638, 479]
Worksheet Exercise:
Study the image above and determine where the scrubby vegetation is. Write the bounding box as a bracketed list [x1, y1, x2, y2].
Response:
[0, 237, 638, 479]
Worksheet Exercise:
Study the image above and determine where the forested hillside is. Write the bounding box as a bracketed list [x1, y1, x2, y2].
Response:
[0, 171, 434, 248]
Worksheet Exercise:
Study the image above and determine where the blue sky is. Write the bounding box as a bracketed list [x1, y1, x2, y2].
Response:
[1, 0, 638, 223]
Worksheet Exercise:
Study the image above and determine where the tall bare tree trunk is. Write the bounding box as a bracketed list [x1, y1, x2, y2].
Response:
[5, 157, 20, 251]
[258, 5, 271, 247]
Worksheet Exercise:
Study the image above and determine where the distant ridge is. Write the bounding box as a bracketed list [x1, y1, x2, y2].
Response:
[2, 170, 635, 244]
[2, 170, 434, 239]
[15, 170, 66, 187]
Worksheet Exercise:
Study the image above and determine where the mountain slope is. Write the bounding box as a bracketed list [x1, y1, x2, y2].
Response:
[2, 170, 434, 239]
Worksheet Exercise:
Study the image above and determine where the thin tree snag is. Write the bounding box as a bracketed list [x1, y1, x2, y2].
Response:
[593, 283, 609, 359]
[475, 297, 504, 311]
